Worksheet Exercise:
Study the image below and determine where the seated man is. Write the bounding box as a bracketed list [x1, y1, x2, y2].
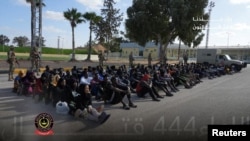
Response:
[80, 70, 92, 85]
[152, 71, 173, 96]
[100, 75, 137, 110]
[90, 72, 103, 100]
[136, 73, 163, 101]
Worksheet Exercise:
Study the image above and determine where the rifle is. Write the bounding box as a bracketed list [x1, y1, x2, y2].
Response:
[15, 58, 20, 67]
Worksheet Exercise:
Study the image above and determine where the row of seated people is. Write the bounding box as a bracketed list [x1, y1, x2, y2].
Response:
[12, 63, 236, 122]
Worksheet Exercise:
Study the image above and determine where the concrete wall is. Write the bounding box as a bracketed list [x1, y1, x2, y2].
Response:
[69, 54, 99, 61]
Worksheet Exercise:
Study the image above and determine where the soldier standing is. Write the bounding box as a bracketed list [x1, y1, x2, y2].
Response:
[7, 46, 19, 81]
[98, 52, 105, 67]
[183, 51, 188, 65]
[148, 52, 152, 66]
[129, 51, 134, 68]
[31, 47, 40, 74]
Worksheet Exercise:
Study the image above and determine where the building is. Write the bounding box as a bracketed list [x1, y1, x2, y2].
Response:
[120, 42, 144, 57]
[120, 42, 196, 60]
[120, 42, 250, 62]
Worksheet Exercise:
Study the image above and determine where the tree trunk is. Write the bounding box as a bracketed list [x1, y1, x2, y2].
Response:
[178, 39, 181, 60]
[86, 23, 92, 61]
[71, 26, 76, 61]
[157, 34, 166, 64]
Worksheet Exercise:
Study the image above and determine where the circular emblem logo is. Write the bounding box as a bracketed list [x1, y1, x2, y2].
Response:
[35, 113, 53, 133]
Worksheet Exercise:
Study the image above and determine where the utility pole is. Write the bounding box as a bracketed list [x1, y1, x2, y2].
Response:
[61, 37, 64, 54]
[57, 36, 60, 54]
[31, 0, 43, 68]
[205, 1, 215, 49]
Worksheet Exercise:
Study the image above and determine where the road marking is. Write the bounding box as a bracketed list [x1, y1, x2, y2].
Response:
[0, 99, 24, 104]
[0, 106, 15, 110]
[0, 96, 18, 100]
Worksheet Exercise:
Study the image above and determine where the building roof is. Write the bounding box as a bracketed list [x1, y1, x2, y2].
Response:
[92, 44, 107, 52]
[120, 42, 191, 50]
[120, 42, 144, 51]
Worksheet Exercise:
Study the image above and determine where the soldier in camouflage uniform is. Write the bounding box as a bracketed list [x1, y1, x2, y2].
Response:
[148, 52, 152, 66]
[183, 51, 188, 65]
[98, 51, 105, 67]
[129, 51, 134, 68]
[7, 46, 18, 81]
[31, 47, 40, 74]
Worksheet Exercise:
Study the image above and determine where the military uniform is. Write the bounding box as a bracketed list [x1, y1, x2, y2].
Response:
[148, 53, 152, 66]
[129, 52, 134, 68]
[7, 47, 17, 81]
[31, 48, 40, 74]
[98, 52, 105, 67]
[183, 52, 188, 65]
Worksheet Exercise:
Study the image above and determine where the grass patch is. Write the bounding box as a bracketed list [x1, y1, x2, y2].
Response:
[0, 45, 97, 55]
[0, 52, 70, 61]
[0, 45, 97, 61]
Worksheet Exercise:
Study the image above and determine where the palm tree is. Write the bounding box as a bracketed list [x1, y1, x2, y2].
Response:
[82, 12, 102, 61]
[64, 8, 85, 61]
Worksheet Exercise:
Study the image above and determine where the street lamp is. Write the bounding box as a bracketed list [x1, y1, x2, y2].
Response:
[61, 37, 64, 54]
[205, 1, 215, 49]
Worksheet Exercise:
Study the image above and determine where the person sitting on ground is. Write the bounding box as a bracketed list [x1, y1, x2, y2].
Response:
[52, 77, 67, 107]
[152, 71, 173, 96]
[79, 70, 92, 85]
[99, 75, 137, 110]
[78, 84, 110, 123]
[174, 65, 193, 88]
[136, 71, 163, 101]
[116, 69, 135, 93]
[90, 72, 103, 100]
[21, 71, 37, 96]
[159, 69, 180, 92]
[63, 78, 109, 123]
[13, 70, 25, 93]
[128, 68, 141, 89]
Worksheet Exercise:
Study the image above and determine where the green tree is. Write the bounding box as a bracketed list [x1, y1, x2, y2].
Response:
[126, 0, 208, 63]
[172, 0, 208, 59]
[109, 37, 124, 52]
[34, 36, 46, 47]
[12, 36, 29, 47]
[0, 34, 10, 45]
[82, 12, 102, 61]
[63, 8, 85, 61]
[98, 0, 123, 53]
[126, 0, 175, 63]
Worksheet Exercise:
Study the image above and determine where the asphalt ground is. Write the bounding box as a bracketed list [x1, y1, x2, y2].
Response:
[0, 66, 250, 141]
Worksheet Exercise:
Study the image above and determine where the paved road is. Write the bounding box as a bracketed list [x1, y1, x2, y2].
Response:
[1, 67, 250, 141]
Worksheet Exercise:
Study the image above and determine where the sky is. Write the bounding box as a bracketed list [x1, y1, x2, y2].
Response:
[1, 0, 250, 49]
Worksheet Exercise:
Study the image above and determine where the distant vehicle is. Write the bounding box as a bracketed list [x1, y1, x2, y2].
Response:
[242, 60, 250, 64]
[196, 49, 246, 71]
[241, 56, 250, 65]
